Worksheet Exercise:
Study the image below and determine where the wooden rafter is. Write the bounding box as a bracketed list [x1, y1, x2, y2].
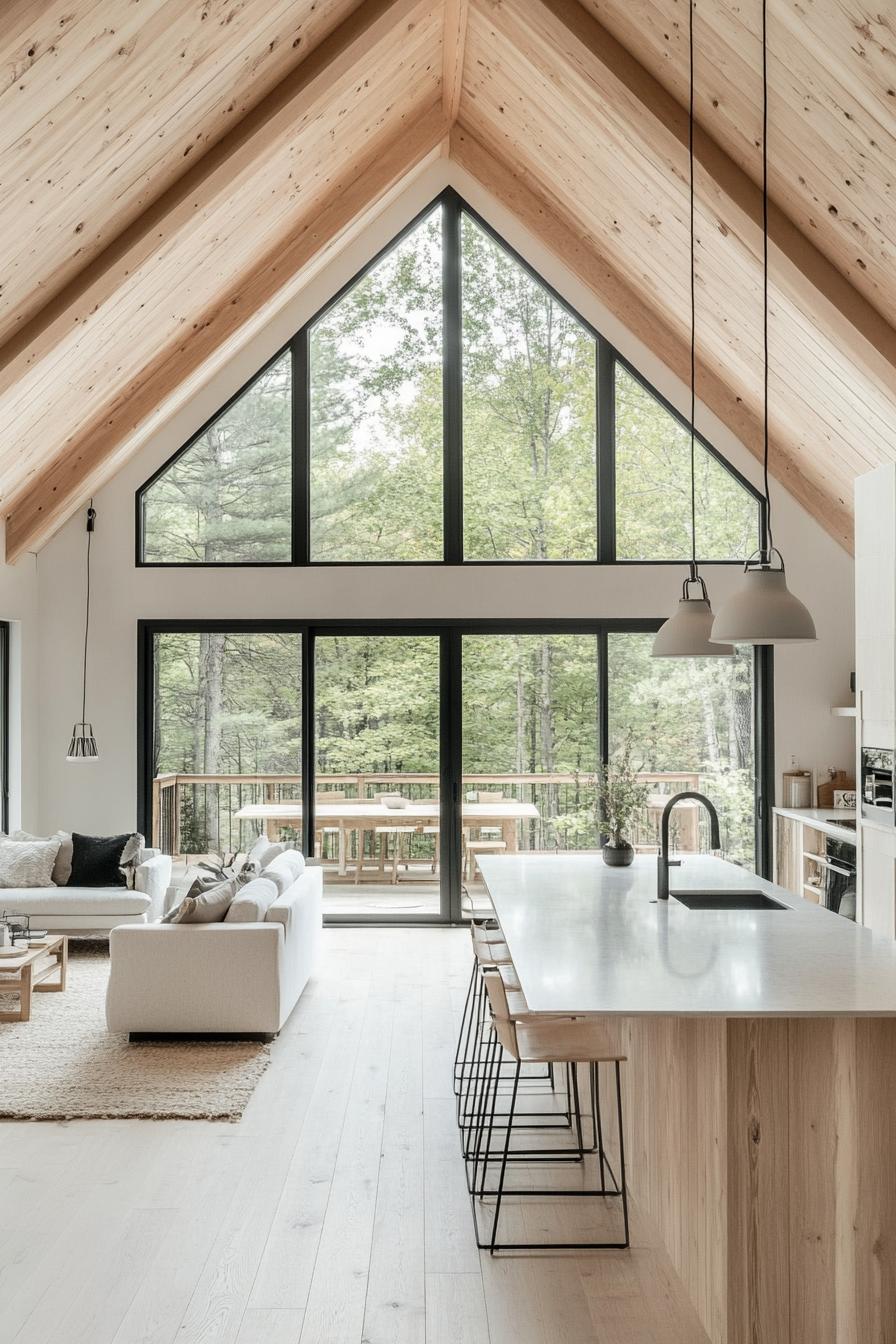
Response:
[504, 0, 896, 405]
[442, 0, 469, 123]
[1, 0, 442, 561]
[4, 106, 446, 562]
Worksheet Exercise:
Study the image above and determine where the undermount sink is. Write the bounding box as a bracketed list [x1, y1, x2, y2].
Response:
[671, 890, 788, 911]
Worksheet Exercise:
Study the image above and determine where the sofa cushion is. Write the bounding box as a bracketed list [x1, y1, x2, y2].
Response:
[11, 830, 73, 885]
[0, 885, 152, 916]
[240, 838, 291, 882]
[225, 876, 279, 924]
[0, 838, 62, 889]
[262, 851, 305, 895]
[163, 876, 239, 924]
[69, 833, 142, 888]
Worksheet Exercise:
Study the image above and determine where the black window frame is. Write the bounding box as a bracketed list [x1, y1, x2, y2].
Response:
[137, 618, 773, 926]
[136, 188, 765, 569]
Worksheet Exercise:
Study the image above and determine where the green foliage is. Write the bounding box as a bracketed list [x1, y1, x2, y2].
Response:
[143, 354, 292, 563]
[154, 630, 756, 868]
[146, 202, 760, 866]
[597, 736, 650, 845]
[461, 217, 597, 559]
[142, 203, 759, 567]
[614, 366, 759, 560]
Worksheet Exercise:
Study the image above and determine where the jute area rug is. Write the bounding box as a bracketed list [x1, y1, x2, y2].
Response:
[0, 945, 270, 1121]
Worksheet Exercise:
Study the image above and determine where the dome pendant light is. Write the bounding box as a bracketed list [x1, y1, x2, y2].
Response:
[711, 0, 816, 646]
[653, 0, 733, 659]
[66, 503, 99, 762]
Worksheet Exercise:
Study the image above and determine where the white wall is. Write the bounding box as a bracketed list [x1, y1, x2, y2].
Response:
[0, 522, 39, 830]
[23, 158, 854, 840]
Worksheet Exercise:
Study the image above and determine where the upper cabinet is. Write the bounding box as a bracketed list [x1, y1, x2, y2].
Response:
[855, 464, 896, 745]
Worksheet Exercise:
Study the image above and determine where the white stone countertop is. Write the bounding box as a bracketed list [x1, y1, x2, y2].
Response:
[478, 853, 896, 1018]
[772, 806, 857, 843]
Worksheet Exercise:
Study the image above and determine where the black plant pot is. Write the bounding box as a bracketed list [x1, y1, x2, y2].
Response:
[602, 840, 635, 867]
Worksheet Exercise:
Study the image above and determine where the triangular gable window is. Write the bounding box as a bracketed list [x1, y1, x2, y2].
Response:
[138, 191, 760, 566]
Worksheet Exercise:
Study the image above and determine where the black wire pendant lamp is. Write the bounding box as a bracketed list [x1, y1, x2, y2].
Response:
[66, 502, 99, 761]
[711, 0, 816, 645]
[653, 0, 733, 658]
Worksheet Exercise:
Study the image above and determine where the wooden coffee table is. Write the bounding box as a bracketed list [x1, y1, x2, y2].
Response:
[0, 935, 67, 1023]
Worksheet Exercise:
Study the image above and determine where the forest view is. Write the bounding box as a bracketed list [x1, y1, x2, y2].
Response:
[141, 199, 758, 565]
[154, 631, 755, 869]
[146, 197, 758, 880]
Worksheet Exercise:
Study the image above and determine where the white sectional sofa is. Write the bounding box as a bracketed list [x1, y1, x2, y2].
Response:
[105, 863, 322, 1038]
[1, 848, 172, 934]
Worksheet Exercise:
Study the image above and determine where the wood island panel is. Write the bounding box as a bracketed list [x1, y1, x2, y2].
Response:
[611, 1015, 896, 1344]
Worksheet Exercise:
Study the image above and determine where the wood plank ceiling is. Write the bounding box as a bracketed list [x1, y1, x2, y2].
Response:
[0, 0, 894, 558]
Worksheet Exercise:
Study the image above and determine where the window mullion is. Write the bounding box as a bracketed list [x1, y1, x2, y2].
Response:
[293, 330, 310, 566]
[442, 192, 463, 562]
[597, 342, 616, 563]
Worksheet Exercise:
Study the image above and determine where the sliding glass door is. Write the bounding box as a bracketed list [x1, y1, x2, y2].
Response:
[314, 633, 443, 917]
[141, 621, 770, 921]
[460, 634, 600, 898]
[151, 629, 301, 859]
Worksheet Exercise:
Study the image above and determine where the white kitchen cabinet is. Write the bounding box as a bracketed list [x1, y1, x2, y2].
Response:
[860, 822, 896, 938]
[855, 465, 896, 736]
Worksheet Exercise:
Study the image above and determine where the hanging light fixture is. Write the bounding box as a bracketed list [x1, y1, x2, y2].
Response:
[711, 0, 816, 645]
[653, 0, 733, 659]
[66, 502, 99, 761]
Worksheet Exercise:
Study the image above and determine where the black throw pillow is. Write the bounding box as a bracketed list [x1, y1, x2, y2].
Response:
[68, 833, 132, 887]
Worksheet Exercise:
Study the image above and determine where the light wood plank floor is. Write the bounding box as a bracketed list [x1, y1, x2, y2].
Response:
[0, 929, 710, 1344]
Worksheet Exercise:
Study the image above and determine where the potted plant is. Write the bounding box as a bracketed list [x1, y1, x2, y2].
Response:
[597, 741, 649, 867]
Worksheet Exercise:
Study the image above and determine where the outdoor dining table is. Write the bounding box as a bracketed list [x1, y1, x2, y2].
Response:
[233, 799, 539, 875]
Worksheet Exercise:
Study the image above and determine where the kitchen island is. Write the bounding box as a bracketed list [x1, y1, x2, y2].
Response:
[478, 853, 896, 1344]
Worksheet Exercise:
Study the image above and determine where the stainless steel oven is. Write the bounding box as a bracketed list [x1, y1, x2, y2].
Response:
[861, 747, 894, 822]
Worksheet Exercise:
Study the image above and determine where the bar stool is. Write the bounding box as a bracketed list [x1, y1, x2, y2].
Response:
[469, 971, 629, 1253]
[456, 925, 561, 1150]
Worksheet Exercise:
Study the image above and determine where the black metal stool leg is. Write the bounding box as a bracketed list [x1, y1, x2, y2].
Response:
[488, 1058, 522, 1254]
[453, 958, 477, 1095]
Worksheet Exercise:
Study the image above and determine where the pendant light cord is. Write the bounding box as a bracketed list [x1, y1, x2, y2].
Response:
[688, 0, 697, 577]
[81, 501, 95, 726]
[761, 0, 774, 558]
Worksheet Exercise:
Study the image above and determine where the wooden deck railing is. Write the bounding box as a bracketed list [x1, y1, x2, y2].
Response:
[151, 770, 702, 859]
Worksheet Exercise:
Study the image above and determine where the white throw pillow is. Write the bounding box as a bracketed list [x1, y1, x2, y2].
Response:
[224, 876, 279, 924]
[10, 829, 72, 886]
[0, 838, 62, 888]
[262, 851, 305, 895]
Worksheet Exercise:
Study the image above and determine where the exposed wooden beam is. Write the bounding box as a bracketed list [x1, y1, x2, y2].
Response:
[5, 105, 447, 561]
[450, 122, 851, 550]
[441, 0, 468, 123]
[0, 0, 429, 399]
[509, 0, 896, 412]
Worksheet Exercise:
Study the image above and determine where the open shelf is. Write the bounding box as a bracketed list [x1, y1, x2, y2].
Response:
[831, 705, 857, 717]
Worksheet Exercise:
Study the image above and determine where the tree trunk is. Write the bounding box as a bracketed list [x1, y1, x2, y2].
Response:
[694, 668, 722, 771]
[539, 640, 557, 846]
[515, 651, 526, 777]
[200, 631, 225, 853]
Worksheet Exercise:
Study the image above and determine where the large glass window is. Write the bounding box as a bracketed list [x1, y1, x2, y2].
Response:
[461, 217, 596, 559]
[138, 191, 760, 565]
[152, 630, 301, 857]
[143, 622, 767, 921]
[614, 365, 759, 561]
[309, 207, 443, 561]
[141, 352, 291, 563]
